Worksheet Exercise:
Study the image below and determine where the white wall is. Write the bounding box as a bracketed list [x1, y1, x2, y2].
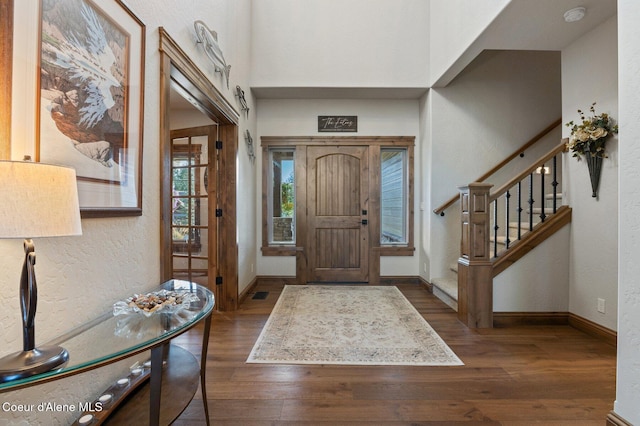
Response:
[429, 0, 510, 85]
[256, 98, 420, 277]
[615, 1, 640, 423]
[562, 16, 618, 331]
[2, 0, 254, 423]
[427, 50, 562, 293]
[494, 228, 570, 311]
[250, 0, 429, 88]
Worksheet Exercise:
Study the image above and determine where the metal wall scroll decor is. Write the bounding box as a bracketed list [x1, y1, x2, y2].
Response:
[235, 85, 249, 117]
[245, 130, 255, 163]
[194, 20, 231, 88]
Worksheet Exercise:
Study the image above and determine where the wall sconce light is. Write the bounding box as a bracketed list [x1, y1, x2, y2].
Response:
[235, 85, 249, 117]
[0, 161, 82, 382]
[194, 20, 231, 89]
[535, 166, 550, 175]
[245, 130, 255, 163]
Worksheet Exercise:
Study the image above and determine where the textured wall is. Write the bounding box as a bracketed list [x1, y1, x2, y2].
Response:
[616, 1, 640, 423]
[561, 17, 618, 331]
[429, 0, 510, 85]
[251, 0, 429, 88]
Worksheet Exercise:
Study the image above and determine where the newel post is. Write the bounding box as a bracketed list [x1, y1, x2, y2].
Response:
[457, 182, 493, 328]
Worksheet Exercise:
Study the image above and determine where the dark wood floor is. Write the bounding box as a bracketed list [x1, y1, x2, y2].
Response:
[172, 282, 616, 425]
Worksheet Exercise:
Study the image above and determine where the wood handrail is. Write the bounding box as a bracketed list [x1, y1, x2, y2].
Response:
[489, 139, 568, 203]
[433, 118, 562, 216]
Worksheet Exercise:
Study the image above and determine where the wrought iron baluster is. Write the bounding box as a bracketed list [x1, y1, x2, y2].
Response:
[540, 163, 546, 222]
[505, 190, 511, 249]
[493, 199, 499, 258]
[517, 181, 523, 240]
[552, 155, 559, 213]
[528, 173, 534, 231]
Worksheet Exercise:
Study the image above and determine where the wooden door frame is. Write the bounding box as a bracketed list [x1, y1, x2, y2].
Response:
[0, 0, 13, 160]
[261, 136, 415, 285]
[159, 28, 240, 310]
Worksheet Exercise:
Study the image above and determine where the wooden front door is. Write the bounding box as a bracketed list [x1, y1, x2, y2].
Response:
[307, 146, 369, 282]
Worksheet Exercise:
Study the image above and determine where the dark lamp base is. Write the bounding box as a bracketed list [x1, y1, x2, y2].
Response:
[0, 346, 69, 383]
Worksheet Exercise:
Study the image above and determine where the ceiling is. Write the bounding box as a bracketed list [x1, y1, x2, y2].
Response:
[433, 0, 618, 87]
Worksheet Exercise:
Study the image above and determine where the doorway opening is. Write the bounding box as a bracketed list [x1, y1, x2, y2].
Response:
[160, 28, 239, 311]
[170, 125, 217, 292]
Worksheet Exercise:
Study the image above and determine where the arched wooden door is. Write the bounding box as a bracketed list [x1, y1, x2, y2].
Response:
[307, 146, 369, 282]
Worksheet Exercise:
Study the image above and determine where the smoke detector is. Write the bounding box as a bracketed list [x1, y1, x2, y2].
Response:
[564, 7, 586, 23]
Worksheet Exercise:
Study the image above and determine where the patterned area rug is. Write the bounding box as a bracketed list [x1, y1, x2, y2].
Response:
[247, 285, 463, 366]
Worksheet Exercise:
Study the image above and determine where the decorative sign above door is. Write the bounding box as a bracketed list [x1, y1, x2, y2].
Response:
[318, 116, 358, 132]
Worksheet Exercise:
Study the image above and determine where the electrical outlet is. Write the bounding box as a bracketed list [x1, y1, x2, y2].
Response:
[423, 262, 427, 273]
[597, 298, 606, 314]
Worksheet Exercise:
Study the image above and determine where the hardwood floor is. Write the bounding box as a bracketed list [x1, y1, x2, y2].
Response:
[172, 282, 616, 425]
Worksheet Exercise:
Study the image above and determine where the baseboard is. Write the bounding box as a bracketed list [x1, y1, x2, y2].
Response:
[379, 276, 422, 286]
[254, 276, 426, 287]
[493, 312, 569, 327]
[607, 411, 633, 426]
[238, 276, 259, 304]
[255, 276, 298, 286]
[419, 276, 433, 293]
[569, 313, 617, 347]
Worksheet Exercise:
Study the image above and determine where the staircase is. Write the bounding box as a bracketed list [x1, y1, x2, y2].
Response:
[432, 192, 563, 311]
[431, 134, 572, 327]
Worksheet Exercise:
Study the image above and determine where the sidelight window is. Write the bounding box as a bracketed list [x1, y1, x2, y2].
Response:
[381, 148, 408, 245]
[268, 148, 295, 244]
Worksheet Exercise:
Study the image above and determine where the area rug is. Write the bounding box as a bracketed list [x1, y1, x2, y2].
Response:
[246, 285, 463, 366]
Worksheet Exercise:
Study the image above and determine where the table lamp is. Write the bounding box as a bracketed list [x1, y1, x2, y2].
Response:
[0, 160, 82, 382]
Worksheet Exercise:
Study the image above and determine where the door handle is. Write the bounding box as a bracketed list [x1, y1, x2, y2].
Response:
[361, 219, 368, 225]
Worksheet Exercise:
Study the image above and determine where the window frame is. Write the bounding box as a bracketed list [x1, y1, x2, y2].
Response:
[267, 147, 296, 245]
[380, 147, 409, 246]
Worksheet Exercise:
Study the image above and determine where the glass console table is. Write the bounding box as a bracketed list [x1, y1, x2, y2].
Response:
[0, 280, 214, 426]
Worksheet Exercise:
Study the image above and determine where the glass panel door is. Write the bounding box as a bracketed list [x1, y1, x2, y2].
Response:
[170, 126, 216, 294]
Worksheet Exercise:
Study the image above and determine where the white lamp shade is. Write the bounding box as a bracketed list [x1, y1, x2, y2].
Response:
[0, 161, 82, 238]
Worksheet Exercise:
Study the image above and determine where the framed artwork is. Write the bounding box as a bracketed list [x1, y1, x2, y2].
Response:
[37, 0, 145, 217]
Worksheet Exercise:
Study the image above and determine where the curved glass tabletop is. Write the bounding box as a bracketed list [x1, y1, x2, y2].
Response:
[0, 280, 214, 392]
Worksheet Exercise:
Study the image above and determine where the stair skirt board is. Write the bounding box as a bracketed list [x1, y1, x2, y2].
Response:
[431, 277, 458, 311]
[432, 285, 458, 312]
